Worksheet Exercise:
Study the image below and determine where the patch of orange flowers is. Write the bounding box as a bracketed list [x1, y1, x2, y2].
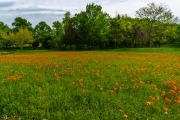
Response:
[146, 101, 154, 106]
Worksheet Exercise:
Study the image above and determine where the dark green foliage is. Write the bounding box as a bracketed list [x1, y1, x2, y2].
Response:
[12, 17, 33, 32]
[51, 21, 64, 48]
[0, 2, 179, 50]
[34, 21, 52, 49]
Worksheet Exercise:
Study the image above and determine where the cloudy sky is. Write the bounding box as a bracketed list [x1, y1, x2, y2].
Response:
[0, 0, 179, 27]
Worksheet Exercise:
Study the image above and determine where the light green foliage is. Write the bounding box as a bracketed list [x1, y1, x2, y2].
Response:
[0, 22, 11, 49]
[85, 3, 110, 47]
[176, 24, 180, 42]
[11, 28, 34, 50]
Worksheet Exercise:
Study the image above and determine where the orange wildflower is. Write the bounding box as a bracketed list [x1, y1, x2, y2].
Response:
[146, 101, 154, 106]
[156, 96, 160, 100]
[163, 107, 168, 112]
[118, 109, 123, 113]
[165, 98, 172, 103]
[124, 114, 128, 119]
[98, 83, 102, 87]
[161, 91, 166, 96]
[113, 87, 117, 92]
[140, 81, 145, 85]
[78, 78, 83, 83]
[82, 89, 86, 93]
[170, 89, 176, 95]
[54, 73, 60, 80]
[149, 96, 155, 101]
[177, 97, 180, 103]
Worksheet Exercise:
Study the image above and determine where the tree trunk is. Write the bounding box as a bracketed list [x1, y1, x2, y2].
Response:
[20, 43, 24, 50]
[149, 39, 153, 48]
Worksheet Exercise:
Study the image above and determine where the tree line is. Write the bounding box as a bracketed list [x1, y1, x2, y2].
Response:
[0, 2, 180, 50]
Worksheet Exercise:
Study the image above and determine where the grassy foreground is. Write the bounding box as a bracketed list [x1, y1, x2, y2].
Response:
[1, 49, 180, 119]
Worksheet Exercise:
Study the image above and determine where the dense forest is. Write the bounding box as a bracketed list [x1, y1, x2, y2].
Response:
[0, 2, 180, 50]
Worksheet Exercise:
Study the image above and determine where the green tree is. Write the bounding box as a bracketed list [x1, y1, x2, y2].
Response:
[85, 3, 110, 48]
[109, 18, 122, 48]
[109, 14, 135, 48]
[136, 2, 174, 47]
[176, 24, 180, 44]
[130, 18, 146, 48]
[73, 11, 89, 50]
[12, 17, 33, 32]
[34, 21, 52, 49]
[62, 11, 77, 49]
[12, 28, 34, 50]
[51, 21, 64, 49]
[0, 22, 11, 49]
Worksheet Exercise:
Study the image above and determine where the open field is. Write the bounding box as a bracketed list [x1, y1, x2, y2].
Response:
[1, 49, 180, 119]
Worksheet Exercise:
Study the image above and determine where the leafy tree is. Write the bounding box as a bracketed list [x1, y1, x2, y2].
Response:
[0, 22, 11, 49]
[85, 3, 110, 48]
[109, 18, 122, 48]
[11, 28, 34, 50]
[12, 17, 33, 32]
[62, 4, 110, 50]
[151, 21, 177, 47]
[176, 24, 180, 44]
[73, 11, 89, 50]
[34, 21, 52, 49]
[110, 14, 135, 48]
[51, 21, 64, 49]
[136, 2, 174, 47]
[62, 11, 77, 49]
[130, 18, 146, 48]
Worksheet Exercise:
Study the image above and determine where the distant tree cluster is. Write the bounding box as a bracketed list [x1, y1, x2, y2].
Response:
[0, 3, 179, 50]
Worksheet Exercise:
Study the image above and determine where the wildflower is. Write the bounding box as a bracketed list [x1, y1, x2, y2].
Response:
[170, 89, 176, 95]
[165, 98, 172, 103]
[149, 96, 155, 101]
[156, 96, 160, 100]
[161, 91, 165, 96]
[54, 73, 60, 80]
[98, 83, 102, 87]
[78, 78, 83, 83]
[118, 109, 123, 113]
[82, 89, 86, 93]
[163, 107, 168, 112]
[110, 74, 114, 79]
[140, 81, 145, 85]
[146, 101, 154, 106]
[115, 82, 119, 86]
[177, 97, 180, 103]
[113, 87, 117, 92]
[124, 114, 128, 119]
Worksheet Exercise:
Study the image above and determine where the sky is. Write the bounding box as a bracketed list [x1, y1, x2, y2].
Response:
[0, 0, 179, 27]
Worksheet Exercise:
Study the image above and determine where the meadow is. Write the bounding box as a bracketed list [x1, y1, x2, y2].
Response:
[0, 49, 180, 120]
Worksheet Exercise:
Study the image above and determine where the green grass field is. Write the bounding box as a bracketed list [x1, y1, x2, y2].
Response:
[1, 48, 180, 119]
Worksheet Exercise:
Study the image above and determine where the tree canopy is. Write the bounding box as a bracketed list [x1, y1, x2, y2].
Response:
[0, 2, 179, 50]
[136, 3, 176, 47]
